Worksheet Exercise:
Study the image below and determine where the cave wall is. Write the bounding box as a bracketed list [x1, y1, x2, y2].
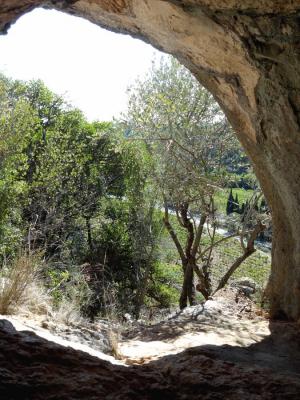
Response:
[1, 0, 300, 319]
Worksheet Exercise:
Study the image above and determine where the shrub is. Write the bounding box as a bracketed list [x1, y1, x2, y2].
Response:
[146, 261, 182, 308]
[45, 264, 93, 323]
[0, 251, 42, 314]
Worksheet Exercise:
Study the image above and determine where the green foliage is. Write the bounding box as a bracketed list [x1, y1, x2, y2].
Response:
[124, 56, 251, 192]
[0, 67, 268, 320]
[210, 238, 271, 288]
[122, 57, 267, 308]
[146, 261, 182, 308]
[0, 74, 144, 318]
[216, 188, 253, 214]
[46, 269, 70, 305]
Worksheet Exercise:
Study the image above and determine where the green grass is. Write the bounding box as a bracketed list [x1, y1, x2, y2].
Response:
[214, 188, 254, 214]
[209, 236, 271, 288]
[147, 261, 183, 307]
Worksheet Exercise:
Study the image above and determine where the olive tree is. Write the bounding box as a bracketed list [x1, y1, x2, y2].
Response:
[124, 56, 266, 309]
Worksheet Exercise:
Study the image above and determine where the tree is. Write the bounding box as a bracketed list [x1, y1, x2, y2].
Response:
[226, 189, 234, 215]
[0, 73, 169, 318]
[28, 115, 125, 258]
[116, 133, 163, 318]
[0, 75, 37, 259]
[234, 193, 239, 213]
[124, 56, 266, 309]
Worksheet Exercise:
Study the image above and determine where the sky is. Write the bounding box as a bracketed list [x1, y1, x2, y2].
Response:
[0, 8, 163, 121]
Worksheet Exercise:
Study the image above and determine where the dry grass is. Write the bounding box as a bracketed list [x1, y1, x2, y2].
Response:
[0, 251, 42, 315]
[107, 328, 122, 359]
[53, 298, 83, 326]
[21, 281, 52, 316]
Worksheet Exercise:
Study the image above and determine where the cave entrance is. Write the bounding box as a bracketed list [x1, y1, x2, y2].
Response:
[1, 1, 300, 321]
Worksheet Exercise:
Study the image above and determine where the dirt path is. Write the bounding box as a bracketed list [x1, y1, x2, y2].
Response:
[119, 291, 300, 377]
[119, 303, 270, 364]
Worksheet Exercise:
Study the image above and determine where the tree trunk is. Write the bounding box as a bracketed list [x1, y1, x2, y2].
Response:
[85, 217, 93, 253]
[179, 262, 196, 310]
[133, 262, 152, 319]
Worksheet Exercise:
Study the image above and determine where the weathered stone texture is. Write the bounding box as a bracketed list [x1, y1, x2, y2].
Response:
[1, 317, 300, 399]
[1, 0, 300, 319]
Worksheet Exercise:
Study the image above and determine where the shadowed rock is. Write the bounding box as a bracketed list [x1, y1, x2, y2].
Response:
[0, 317, 300, 399]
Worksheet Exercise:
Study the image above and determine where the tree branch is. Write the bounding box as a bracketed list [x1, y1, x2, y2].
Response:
[214, 221, 266, 294]
[179, 203, 194, 258]
[163, 202, 186, 263]
[191, 214, 206, 257]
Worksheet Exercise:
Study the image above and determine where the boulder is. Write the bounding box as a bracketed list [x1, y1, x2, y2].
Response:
[231, 277, 260, 296]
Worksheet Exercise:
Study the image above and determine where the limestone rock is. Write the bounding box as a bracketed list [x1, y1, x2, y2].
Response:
[0, 319, 16, 334]
[0, 0, 300, 322]
[0, 315, 300, 399]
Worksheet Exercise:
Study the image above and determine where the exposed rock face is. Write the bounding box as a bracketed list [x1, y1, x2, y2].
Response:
[1, 0, 300, 319]
[1, 315, 300, 399]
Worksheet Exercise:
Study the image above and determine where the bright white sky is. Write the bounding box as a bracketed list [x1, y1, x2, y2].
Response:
[0, 8, 163, 121]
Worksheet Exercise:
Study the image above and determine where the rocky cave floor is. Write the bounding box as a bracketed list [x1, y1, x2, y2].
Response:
[1, 289, 300, 399]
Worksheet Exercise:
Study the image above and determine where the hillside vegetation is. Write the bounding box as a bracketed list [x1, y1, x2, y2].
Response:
[0, 57, 270, 321]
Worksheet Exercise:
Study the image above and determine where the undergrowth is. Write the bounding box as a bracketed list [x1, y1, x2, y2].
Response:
[0, 251, 43, 314]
